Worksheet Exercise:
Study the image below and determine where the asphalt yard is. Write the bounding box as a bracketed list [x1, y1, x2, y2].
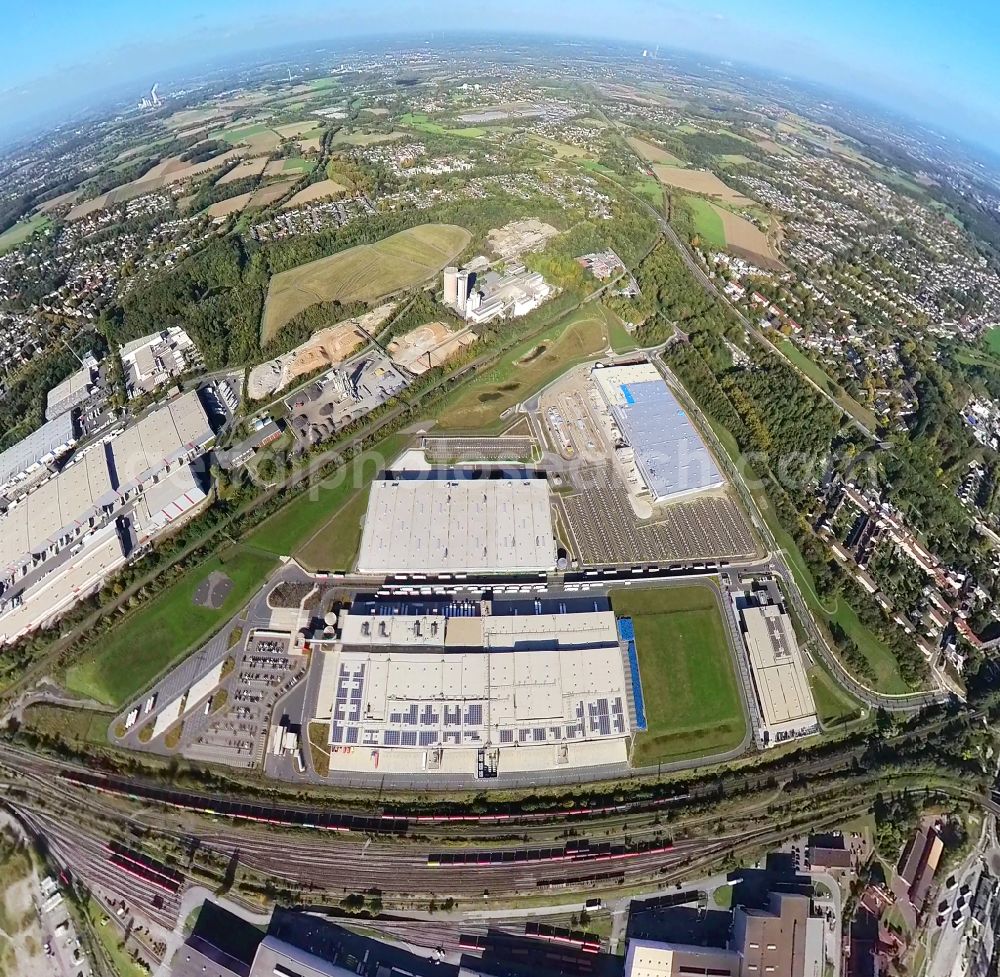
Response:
[183, 634, 307, 769]
[561, 464, 756, 566]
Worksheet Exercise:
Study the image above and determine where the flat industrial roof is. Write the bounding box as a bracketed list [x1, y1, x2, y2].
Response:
[0, 391, 212, 575]
[0, 522, 126, 642]
[593, 363, 724, 501]
[323, 607, 629, 752]
[322, 644, 630, 751]
[0, 412, 75, 488]
[45, 364, 94, 420]
[741, 603, 817, 727]
[356, 470, 556, 573]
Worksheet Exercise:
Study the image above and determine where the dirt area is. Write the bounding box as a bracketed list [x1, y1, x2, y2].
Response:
[192, 571, 233, 610]
[651, 164, 751, 204]
[207, 192, 253, 219]
[387, 321, 476, 375]
[248, 303, 393, 399]
[263, 160, 288, 177]
[712, 204, 784, 269]
[298, 137, 322, 153]
[626, 136, 684, 165]
[274, 121, 318, 138]
[248, 178, 295, 208]
[487, 218, 560, 259]
[216, 157, 269, 184]
[283, 179, 349, 208]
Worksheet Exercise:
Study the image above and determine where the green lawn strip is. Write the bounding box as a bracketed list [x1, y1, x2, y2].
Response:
[282, 157, 315, 173]
[632, 177, 665, 210]
[64, 546, 278, 707]
[20, 703, 111, 745]
[250, 433, 408, 557]
[295, 483, 373, 572]
[807, 666, 862, 728]
[704, 417, 911, 695]
[611, 585, 747, 765]
[683, 195, 726, 249]
[0, 213, 51, 253]
[399, 113, 485, 138]
[984, 327, 1000, 358]
[83, 897, 147, 977]
[606, 312, 640, 353]
[776, 339, 878, 431]
[431, 305, 608, 433]
[214, 122, 270, 143]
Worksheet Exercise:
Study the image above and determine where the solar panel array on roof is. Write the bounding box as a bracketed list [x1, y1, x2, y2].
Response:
[0, 412, 75, 489]
[612, 380, 724, 501]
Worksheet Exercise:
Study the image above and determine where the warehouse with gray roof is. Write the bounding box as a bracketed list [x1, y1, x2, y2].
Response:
[593, 362, 724, 502]
[0, 411, 77, 496]
[0, 390, 214, 604]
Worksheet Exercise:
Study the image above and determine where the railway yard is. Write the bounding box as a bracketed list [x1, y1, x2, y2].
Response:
[0, 698, 993, 968]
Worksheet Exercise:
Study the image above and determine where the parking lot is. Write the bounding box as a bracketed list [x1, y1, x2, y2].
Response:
[561, 464, 757, 566]
[182, 633, 307, 769]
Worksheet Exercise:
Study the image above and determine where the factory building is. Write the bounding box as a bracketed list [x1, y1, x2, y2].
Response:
[356, 468, 557, 574]
[441, 265, 552, 323]
[731, 585, 818, 747]
[45, 352, 100, 421]
[443, 266, 459, 308]
[626, 893, 824, 977]
[592, 362, 724, 503]
[0, 411, 77, 497]
[120, 326, 200, 399]
[312, 595, 640, 777]
[0, 391, 214, 641]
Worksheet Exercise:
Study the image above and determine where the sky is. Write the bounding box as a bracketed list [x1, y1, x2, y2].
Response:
[2, 0, 999, 150]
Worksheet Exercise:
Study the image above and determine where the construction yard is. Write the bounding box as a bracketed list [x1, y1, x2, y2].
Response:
[387, 321, 476, 375]
[249, 304, 393, 400]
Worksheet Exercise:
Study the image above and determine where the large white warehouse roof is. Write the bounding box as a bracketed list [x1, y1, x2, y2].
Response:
[356, 470, 557, 573]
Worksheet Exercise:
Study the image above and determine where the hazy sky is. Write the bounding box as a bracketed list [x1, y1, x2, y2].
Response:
[3, 0, 999, 149]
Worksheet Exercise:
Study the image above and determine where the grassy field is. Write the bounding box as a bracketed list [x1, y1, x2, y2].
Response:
[607, 314, 640, 353]
[0, 213, 51, 253]
[249, 433, 408, 558]
[808, 666, 862, 728]
[631, 175, 665, 210]
[296, 483, 374, 571]
[776, 340, 878, 431]
[684, 195, 726, 248]
[400, 113, 486, 138]
[64, 546, 278, 707]
[261, 223, 471, 343]
[20, 703, 110, 745]
[432, 304, 614, 433]
[612, 585, 747, 765]
[215, 122, 271, 143]
[984, 327, 1000, 358]
[281, 157, 316, 173]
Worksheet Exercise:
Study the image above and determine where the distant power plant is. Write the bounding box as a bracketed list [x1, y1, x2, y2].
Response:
[137, 83, 163, 111]
[442, 264, 552, 325]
